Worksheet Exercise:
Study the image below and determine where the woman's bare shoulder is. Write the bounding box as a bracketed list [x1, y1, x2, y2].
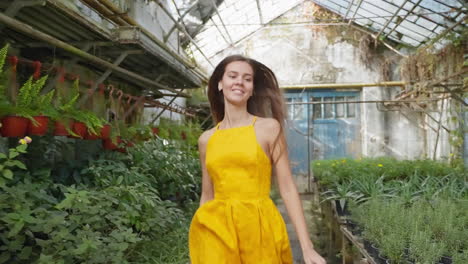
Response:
[198, 127, 216, 147]
[256, 117, 281, 141]
[256, 117, 280, 132]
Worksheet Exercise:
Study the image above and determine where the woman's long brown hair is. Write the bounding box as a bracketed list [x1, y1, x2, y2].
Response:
[207, 55, 288, 165]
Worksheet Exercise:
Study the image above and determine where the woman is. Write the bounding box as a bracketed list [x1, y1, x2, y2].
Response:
[189, 55, 326, 264]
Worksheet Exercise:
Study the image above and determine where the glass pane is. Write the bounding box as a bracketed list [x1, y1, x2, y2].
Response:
[324, 97, 334, 119]
[292, 98, 303, 120]
[336, 96, 345, 118]
[311, 97, 322, 120]
[286, 98, 294, 120]
[347, 96, 356, 118]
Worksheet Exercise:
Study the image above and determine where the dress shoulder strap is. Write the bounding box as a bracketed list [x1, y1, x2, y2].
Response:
[251, 115, 257, 126]
[215, 122, 221, 131]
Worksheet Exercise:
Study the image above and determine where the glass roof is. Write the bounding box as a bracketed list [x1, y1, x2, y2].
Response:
[169, 0, 466, 68]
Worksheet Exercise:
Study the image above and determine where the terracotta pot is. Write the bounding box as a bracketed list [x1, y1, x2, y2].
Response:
[84, 131, 100, 140]
[69, 121, 87, 139]
[28, 116, 49, 136]
[100, 124, 111, 139]
[0, 116, 29, 137]
[102, 137, 121, 150]
[54, 121, 74, 136]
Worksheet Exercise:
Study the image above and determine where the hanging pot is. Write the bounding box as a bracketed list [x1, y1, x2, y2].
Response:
[151, 127, 159, 135]
[54, 120, 74, 136]
[69, 121, 87, 139]
[0, 116, 29, 137]
[84, 131, 100, 140]
[84, 126, 102, 140]
[27, 116, 49, 136]
[100, 124, 111, 139]
[103, 137, 121, 150]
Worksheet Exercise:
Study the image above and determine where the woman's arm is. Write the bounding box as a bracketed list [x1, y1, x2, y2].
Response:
[267, 119, 326, 264]
[198, 130, 214, 206]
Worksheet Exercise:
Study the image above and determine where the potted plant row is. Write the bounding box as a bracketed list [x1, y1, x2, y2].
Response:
[0, 44, 110, 139]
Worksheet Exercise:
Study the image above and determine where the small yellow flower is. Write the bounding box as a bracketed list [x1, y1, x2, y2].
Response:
[18, 136, 32, 145]
[378, 164, 383, 167]
[341, 159, 346, 163]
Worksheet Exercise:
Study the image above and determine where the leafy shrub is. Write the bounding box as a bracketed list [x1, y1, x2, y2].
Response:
[0, 135, 201, 263]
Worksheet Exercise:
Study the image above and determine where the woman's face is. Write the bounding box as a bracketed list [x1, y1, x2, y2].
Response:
[218, 61, 254, 105]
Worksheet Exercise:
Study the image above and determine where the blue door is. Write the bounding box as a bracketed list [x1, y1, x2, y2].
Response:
[284, 90, 361, 180]
[309, 91, 361, 160]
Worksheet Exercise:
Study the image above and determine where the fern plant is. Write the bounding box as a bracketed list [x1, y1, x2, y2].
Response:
[0, 44, 57, 121]
[0, 44, 10, 115]
[55, 79, 105, 135]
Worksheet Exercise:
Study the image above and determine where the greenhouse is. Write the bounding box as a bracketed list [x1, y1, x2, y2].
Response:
[0, 0, 466, 263]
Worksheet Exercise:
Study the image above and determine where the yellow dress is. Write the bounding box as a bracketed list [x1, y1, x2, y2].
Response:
[189, 116, 293, 264]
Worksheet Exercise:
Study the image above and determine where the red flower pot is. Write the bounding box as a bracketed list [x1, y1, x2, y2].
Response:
[0, 116, 29, 137]
[102, 137, 121, 150]
[69, 122, 88, 139]
[100, 124, 111, 139]
[28, 116, 49, 136]
[151, 127, 159, 135]
[84, 131, 100, 140]
[54, 121, 74, 136]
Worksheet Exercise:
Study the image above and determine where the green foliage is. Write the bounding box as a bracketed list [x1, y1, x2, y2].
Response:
[0, 44, 8, 75]
[0, 44, 57, 120]
[351, 198, 467, 262]
[83, 137, 201, 203]
[156, 118, 202, 146]
[0, 143, 28, 188]
[317, 157, 467, 262]
[0, 180, 184, 263]
[55, 80, 105, 135]
[313, 157, 466, 201]
[0, 136, 199, 263]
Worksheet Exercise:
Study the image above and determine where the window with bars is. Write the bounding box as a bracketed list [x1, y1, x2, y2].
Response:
[286, 97, 304, 120]
[309, 95, 357, 119]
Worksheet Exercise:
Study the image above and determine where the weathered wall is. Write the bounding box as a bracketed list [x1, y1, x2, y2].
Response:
[194, 1, 457, 161]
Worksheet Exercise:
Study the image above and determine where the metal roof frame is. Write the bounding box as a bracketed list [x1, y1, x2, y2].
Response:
[168, 0, 466, 67]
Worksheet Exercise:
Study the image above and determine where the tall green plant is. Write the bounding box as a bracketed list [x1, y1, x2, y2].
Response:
[55, 80, 105, 135]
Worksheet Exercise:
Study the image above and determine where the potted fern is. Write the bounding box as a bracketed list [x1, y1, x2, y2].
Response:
[0, 44, 57, 137]
[53, 80, 105, 138]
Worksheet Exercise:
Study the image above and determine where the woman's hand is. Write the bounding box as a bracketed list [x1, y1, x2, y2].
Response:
[302, 246, 326, 264]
